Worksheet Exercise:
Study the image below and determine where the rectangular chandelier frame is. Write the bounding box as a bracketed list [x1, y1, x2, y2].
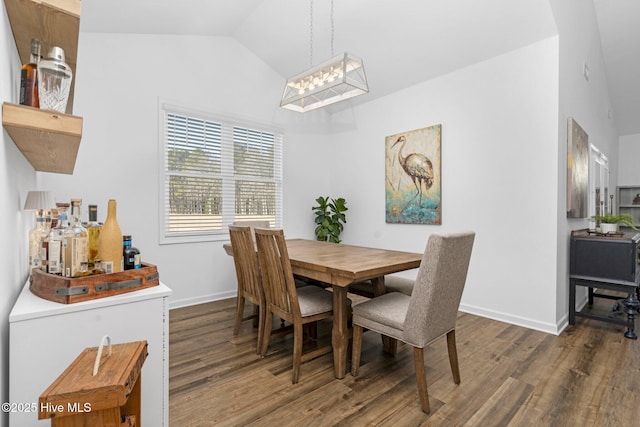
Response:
[280, 52, 368, 112]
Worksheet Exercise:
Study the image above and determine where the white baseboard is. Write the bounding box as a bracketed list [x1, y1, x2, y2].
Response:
[169, 292, 590, 336]
[459, 302, 562, 335]
[169, 290, 236, 310]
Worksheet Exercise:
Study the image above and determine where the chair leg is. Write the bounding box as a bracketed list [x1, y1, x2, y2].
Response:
[233, 295, 245, 337]
[413, 347, 430, 414]
[292, 322, 304, 384]
[383, 337, 398, 355]
[446, 330, 461, 384]
[351, 325, 364, 377]
[252, 304, 260, 328]
[260, 310, 274, 358]
[256, 305, 265, 355]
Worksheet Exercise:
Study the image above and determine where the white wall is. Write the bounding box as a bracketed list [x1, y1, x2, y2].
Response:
[0, 3, 38, 425]
[40, 33, 287, 307]
[618, 133, 640, 185]
[285, 38, 562, 333]
[550, 0, 620, 326]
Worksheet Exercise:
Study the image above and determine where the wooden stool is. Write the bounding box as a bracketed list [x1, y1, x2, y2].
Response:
[39, 337, 148, 427]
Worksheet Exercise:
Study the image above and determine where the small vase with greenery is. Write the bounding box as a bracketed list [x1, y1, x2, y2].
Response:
[312, 196, 348, 243]
[592, 213, 638, 232]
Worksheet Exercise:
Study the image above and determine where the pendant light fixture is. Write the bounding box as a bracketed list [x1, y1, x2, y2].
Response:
[280, 0, 368, 112]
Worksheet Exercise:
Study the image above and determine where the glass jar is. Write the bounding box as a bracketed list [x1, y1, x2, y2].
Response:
[38, 46, 73, 113]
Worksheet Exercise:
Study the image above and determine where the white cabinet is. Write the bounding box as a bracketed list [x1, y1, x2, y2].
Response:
[9, 281, 172, 427]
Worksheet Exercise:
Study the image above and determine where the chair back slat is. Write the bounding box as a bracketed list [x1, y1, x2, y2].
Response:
[255, 228, 301, 319]
[403, 231, 475, 347]
[229, 225, 263, 303]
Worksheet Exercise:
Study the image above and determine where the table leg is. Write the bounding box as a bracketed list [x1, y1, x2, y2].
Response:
[569, 278, 576, 325]
[332, 285, 348, 379]
[620, 291, 640, 340]
[371, 277, 398, 355]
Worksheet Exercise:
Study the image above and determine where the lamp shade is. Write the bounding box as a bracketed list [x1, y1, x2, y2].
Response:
[24, 190, 55, 211]
[281, 52, 368, 112]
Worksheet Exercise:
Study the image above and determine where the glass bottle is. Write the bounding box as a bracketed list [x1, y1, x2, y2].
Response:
[47, 203, 69, 275]
[123, 235, 141, 270]
[86, 204, 102, 268]
[64, 198, 88, 277]
[38, 46, 73, 113]
[28, 210, 49, 273]
[98, 199, 123, 273]
[19, 38, 41, 108]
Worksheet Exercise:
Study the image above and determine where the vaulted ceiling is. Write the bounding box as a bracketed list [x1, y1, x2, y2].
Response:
[81, 0, 639, 136]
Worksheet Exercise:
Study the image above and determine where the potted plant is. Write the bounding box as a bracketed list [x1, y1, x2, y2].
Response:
[312, 196, 348, 243]
[591, 213, 638, 234]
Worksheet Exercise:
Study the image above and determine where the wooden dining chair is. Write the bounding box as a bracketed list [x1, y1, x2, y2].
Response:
[254, 228, 336, 384]
[228, 225, 266, 354]
[351, 231, 475, 414]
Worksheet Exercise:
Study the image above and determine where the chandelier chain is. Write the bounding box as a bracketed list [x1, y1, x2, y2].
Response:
[310, 0, 335, 66]
[309, 0, 314, 67]
[331, 0, 335, 57]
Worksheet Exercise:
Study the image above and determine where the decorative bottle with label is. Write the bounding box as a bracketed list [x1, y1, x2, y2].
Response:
[98, 199, 123, 273]
[64, 198, 89, 277]
[28, 212, 49, 273]
[123, 235, 141, 270]
[19, 38, 40, 107]
[86, 204, 102, 268]
[47, 203, 69, 275]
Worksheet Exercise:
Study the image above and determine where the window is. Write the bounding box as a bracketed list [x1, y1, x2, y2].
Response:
[589, 144, 609, 217]
[159, 102, 283, 243]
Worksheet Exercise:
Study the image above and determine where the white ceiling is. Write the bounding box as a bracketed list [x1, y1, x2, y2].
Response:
[80, 0, 639, 135]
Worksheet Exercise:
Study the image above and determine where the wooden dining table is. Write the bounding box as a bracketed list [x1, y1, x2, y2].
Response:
[224, 238, 423, 379]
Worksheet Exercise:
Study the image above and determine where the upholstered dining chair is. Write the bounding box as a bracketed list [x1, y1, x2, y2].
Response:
[228, 225, 266, 354]
[254, 228, 337, 384]
[383, 275, 416, 296]
[351, 231, 475, 414]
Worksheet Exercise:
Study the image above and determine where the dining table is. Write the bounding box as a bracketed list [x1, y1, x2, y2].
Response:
[224, 238, 423, 379]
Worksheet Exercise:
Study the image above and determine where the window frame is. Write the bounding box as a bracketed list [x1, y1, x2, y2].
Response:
[158, 100, 283, 244]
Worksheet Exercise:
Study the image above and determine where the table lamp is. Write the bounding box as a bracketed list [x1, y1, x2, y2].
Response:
[23, 190, 55, 216]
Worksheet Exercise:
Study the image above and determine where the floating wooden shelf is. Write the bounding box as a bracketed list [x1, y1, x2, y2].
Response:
[2, 102, 82, 174]
[2, 0, 83, 174]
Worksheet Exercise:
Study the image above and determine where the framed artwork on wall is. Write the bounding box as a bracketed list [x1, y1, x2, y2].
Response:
[385, 124, 441, 224]
[567, 117, 589, 218]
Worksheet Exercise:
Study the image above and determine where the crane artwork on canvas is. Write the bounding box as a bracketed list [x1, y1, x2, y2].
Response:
[385, 124, 442, 224]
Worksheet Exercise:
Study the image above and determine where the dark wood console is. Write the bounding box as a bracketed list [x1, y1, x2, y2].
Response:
[569, 229, 640, 339]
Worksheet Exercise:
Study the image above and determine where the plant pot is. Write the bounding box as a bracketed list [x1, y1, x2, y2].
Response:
[600, 223, 618, 234]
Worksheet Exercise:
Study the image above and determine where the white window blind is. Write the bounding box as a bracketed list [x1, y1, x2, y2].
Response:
[159, 102, 283, 243]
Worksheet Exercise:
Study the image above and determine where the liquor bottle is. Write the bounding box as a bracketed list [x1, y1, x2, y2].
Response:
[28, 212, 49, 273]
[98, 199, 123, 273]
[86, 204, 102, 268]
[19, 38, 41, 107]
[47, 203, 70, 275]
[64, 198, 89, 277]
[38, 46, 73, 113]
[123, 235, 141, 270]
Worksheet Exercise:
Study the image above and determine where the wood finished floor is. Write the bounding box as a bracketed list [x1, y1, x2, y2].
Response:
[169, 293, 640, 426]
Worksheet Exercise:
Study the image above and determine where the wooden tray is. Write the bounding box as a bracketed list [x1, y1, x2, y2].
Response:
[30, 263, 159, 304]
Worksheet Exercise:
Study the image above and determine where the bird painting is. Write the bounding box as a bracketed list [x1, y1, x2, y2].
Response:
[385, 124, 441, 224]
[392, 135, 434, 206]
